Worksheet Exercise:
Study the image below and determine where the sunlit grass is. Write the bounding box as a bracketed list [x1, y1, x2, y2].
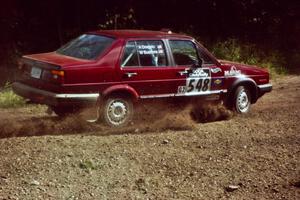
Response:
[0, 83, 26, 108]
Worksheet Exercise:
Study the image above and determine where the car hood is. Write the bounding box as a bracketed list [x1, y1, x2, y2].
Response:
[218, 59, 269, 74]
[24, 52, 93, 67]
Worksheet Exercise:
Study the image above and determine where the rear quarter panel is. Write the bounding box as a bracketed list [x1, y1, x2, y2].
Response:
[61, 40, 124, 93]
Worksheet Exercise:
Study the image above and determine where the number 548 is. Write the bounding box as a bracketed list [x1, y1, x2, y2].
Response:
[187, 78, 210, 92]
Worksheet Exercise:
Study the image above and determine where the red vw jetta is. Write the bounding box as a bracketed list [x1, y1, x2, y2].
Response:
[13, 30, 272, 126]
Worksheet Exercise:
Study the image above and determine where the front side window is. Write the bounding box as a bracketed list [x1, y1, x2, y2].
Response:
[197, 46, 215, 64]
[56, 34, 115, 60]
[121, 40, 168, 67]
[169, 40, 200, 66]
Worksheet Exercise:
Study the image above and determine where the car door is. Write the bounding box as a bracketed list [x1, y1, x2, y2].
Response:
[195, 42, 226, 95]
[168, 39, 226, 97]
[119, 39, 187, 98]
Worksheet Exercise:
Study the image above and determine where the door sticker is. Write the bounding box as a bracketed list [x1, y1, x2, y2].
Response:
[211, 67, 222, 73]
[137, 44, 164, 55]
[213, 78, 223, 85]
[178, 68, 211, 95]
[224, 66, 242, 77]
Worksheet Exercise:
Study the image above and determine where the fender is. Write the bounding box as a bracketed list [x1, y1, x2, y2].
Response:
[227, 77, 259, 103]
[101, 84, 139, 101]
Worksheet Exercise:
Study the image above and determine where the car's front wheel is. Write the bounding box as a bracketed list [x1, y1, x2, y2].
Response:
[233, 86, 251, 113]
[100, 95, 133, 127]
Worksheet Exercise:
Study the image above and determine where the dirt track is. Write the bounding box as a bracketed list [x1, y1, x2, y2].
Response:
[0, 76, 299, 199]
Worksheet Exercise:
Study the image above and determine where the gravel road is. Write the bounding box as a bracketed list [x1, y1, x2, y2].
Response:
[0, 76, 299, 199]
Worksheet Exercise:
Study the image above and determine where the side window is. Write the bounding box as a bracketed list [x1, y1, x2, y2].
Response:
[169, 40, 200, 66]
[121, 41, 139, 67]
[122, 40, 168, 67]
[136, 41, 168, 67]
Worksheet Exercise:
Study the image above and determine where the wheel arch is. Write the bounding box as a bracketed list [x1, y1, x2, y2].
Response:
[227, 78, 258, 104]
[101, 84, 139, 102]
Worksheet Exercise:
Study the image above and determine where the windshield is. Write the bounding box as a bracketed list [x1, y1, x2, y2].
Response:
[56, 34, 115, 60]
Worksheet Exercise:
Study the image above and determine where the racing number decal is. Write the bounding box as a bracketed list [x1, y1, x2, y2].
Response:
[178, 68, 211, 95]
[187, 78, 210, 92]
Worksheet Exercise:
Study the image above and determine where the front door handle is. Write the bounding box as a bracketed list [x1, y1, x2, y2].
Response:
[125, 72, 137, 78]
[178, 70, 189, 76]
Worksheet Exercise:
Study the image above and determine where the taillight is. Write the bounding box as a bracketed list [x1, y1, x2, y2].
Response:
[50, 70, 64, 83]
[42, 69, 65, 84]
[51, 70, 65, 79]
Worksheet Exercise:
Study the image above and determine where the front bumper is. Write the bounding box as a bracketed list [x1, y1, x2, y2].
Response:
[258, 83, 272, 96]
[12, 82, 99, 106]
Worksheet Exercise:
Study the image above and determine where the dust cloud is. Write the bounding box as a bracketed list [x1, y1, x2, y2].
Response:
[0, 102, 232, 138]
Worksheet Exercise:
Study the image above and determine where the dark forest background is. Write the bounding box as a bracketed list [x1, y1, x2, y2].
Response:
[0, 0, 299, 85]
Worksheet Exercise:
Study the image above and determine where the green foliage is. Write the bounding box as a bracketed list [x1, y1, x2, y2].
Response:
[211, 39, 287, 78]
[0, 83, 25, 108]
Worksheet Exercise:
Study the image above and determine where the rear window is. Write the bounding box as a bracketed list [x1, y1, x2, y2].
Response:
[56, 34, 114, 60]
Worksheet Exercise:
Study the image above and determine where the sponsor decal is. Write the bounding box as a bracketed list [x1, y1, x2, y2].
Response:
[177, 68, 212, 95]
[211, 67, 222, 73]
[178, 86, 187, 94]
[186, 68, 211, 94]
[137, 44, 164, 55]
[189, 68, 210, 78]
[224, 66, 242, 77]
[213, 79, 222, 85]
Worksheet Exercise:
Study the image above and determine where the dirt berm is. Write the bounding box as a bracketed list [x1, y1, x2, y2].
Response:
[0, 76, 299, 199]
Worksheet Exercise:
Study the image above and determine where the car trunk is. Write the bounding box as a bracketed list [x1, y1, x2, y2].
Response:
[18, 52, 90, 93]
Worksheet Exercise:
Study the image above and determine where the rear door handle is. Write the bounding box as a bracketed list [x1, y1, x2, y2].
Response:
[125, 72, 137, 78]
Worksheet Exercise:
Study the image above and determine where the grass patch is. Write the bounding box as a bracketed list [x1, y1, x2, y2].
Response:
[211, 39, 287, 79]
[0, 83, 26, 108]
[79, 160, 98, 171]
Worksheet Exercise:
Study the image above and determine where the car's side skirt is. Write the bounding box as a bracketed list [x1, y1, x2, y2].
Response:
[139, 89, 227, 99]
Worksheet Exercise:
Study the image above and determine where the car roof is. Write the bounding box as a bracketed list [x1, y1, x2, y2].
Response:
[88, 29, 193, 39]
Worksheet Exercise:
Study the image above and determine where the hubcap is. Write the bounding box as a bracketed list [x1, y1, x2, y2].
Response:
[237, 89, 250, 113]
[107, 100, 128, 125]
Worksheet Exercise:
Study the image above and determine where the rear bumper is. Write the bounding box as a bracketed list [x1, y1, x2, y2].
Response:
[12, 82, 99, 106]
[258, 83, 272, 96]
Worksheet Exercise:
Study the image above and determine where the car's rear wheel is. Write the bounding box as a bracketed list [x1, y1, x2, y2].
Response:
[100, 95, 133, 127]
[233, 86, 251, 113]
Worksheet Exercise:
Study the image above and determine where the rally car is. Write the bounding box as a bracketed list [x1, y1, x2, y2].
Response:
[13, 30, 272, 126]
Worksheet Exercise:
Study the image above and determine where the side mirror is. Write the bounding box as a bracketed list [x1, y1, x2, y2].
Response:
[191, 59, 202, 68]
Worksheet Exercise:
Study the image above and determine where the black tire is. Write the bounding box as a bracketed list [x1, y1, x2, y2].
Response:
[50, 106, 79, 117]
[99, 95, 133, 127]
[232, 86, 251, 113]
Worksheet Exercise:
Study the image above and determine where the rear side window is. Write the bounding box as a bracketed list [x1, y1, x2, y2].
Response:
[121, 41, 139, 66]
[121, 40, 168, 67]
[169, 40, 200, 66]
